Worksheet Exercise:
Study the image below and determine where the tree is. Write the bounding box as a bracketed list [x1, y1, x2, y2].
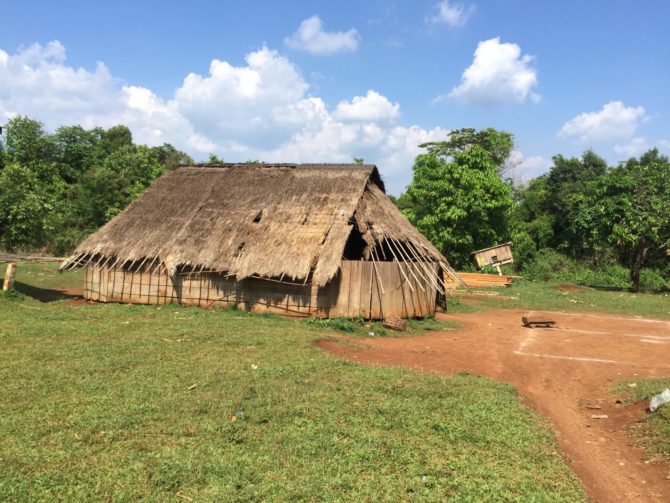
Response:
[151, 143, 193, 170]
[545, 150, 608, 256]
[401, 128, 515, 267]
[419, 127, 514, 168]
[0, 163, 65, 250]
[574, 149, 670, 291]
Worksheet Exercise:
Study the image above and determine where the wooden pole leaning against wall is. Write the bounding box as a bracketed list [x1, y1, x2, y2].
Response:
[388, 238, 433, 292]
[3, 262, 17, 291]
[385, 238, 422, 292]
[402, 240, 446, 296]
[369, 247, 386, 294]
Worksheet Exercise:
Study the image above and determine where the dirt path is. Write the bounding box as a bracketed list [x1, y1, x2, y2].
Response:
[316, 309, 670, 502]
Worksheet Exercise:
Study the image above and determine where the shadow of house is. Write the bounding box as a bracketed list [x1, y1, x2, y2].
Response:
[12, 281, 83, 303]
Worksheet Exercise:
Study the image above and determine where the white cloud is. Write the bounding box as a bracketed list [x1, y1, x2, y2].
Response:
[446, 37, 540, 105]
[333, 90, 400, 122]
[657, 139, 670, 152]
[559, 101, 647, 143]
[284, 16, 359, 55]
[505, 151, 552, 184]
[614, 137, 649, 157]
[0, 40, 445, 194]
[428, 0, 475, 27]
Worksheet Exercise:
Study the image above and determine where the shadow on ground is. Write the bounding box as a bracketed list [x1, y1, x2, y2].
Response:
[12, 281, 83, 303]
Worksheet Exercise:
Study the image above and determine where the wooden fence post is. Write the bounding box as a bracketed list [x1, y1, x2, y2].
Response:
[3, 262, 17, 291]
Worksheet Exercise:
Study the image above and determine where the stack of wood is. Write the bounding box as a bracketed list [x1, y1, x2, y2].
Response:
[444, 272, 513, 289]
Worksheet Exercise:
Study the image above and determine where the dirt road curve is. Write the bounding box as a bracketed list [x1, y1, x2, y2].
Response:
[317, 309, 670, 503]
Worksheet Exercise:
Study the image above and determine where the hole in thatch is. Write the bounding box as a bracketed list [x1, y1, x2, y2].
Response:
[234, 242, 246, 258]
[343, 227, 367, 260]
[301, 214, 309, 225]
[253, 210, 263, 223]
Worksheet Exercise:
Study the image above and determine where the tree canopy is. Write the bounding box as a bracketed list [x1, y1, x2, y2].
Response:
[0, 116, 192, 254]
[401, 128, 514, 267]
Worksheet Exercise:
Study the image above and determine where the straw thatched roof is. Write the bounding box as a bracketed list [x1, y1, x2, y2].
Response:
[62, 163, 451, 286]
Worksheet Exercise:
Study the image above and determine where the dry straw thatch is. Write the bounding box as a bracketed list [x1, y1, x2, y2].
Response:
[62, 163, 456, 288]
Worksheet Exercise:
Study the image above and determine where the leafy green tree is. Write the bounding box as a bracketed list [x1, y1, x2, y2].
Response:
[53, 125, 104, 183]
[100, 125, 133, 155]
[402, 128, 515, 266]
[574, 149, 670, 291]
[419, 128, 514, 168]
[206, 154, 225, 164]
[0, 163, 65, 250]
[151, 143, 193, 170]
[3, 116, 58, 177]
[545, 150, 607, 255]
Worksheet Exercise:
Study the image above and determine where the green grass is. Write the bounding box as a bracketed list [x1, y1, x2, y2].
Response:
[448, 280, 670, 319]
[0, 263, 585, 501]
[612, 378, 670, 462]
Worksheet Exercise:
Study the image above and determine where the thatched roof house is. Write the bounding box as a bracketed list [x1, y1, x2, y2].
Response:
[61, 163, 459, 319]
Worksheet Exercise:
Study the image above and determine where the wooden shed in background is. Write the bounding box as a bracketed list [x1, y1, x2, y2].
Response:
[471, 242, 513, 273]
[61, 164, 462, 319]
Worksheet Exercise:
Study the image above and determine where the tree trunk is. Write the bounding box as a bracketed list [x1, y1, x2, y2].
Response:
[629, 244, 648, 293]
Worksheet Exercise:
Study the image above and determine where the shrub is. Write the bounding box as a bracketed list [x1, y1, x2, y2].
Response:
[522, 249, 576, 282]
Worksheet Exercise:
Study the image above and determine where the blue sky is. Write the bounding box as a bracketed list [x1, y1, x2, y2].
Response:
[1, 0, 669, 193]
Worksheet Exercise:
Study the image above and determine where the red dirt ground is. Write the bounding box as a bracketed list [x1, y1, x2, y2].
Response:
[316, 309, 670, 503]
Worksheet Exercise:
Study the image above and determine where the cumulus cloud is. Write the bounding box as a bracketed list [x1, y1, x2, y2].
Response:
[284, 16, 359, 55]
[614, 137, 649, 157]
[445, 37, 539, 105]
[0, 40, 446, 194]
[428, 0, 475, 27]
[333, 90, 400, 122]
[558, 101, 647, 144]
[505, 151, 552, 184]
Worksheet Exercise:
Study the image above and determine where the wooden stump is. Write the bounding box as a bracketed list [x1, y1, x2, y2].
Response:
[3, 262, 17, 291]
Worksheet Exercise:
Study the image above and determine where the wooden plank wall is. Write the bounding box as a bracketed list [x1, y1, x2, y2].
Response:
[83, 260, 439, 319]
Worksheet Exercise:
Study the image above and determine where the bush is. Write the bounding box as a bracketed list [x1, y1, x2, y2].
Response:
[522, 249, 576, 282]
[640, 269, 669, 292]
[522, 252, 669, 292]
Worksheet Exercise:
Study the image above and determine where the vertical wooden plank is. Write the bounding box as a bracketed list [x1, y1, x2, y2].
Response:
[385, 262, 402, 318]
[358, 261, 373, 319]
[346, 261, 361, 318]
[370, 261, 383, 320]
[332, 261, 351, 317]
[410, 263, 427, 316]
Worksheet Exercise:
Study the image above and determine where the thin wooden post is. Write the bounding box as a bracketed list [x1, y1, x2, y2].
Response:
[3, 262, 17, 291]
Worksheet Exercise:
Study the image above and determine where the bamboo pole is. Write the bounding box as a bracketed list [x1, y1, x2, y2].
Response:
[369, 247, 385, 294]
[388, 238, 429, 292]
[394, 239, 443, 295]
[400, 240, 445, 295]
[385, 238, 420, 292]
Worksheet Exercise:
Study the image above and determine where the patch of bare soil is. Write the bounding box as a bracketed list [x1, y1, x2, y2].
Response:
[316, 310, 670, 502]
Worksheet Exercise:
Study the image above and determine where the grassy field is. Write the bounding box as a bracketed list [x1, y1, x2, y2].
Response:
[448, 279, 670, 320]
[0, 263, 585, 501]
